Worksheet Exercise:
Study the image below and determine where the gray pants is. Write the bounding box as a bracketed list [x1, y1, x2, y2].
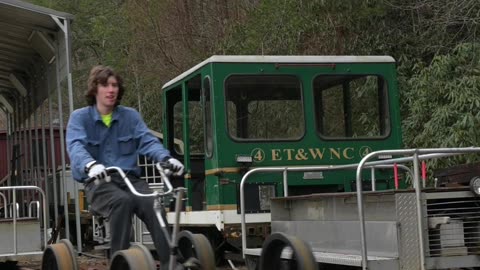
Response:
[84, 174, 170, 268]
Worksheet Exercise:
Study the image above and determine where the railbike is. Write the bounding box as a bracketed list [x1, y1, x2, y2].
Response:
[42, 164, 216, 270]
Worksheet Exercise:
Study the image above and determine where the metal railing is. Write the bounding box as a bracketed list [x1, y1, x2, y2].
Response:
[239, 147, 480, 269]
[0, 192, 7, 218]
[0, 186, 47, 256]
[354, 147, 480, 270]
[240, 161, 413, 258]
[28, 201, 40, 218]
[8, 203, 19, 218]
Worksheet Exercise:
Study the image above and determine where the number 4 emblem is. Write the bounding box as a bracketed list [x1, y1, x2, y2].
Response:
[251, 148, 265, 163]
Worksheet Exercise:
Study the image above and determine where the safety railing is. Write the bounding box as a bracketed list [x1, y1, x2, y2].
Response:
[354, 147, 480, 270]
[0, 192, 7, 218]
[8, 203, 19, 218]
[0, 186, 48, 256]
[240, 161, 412, 258]
[28, 201, 40, 218]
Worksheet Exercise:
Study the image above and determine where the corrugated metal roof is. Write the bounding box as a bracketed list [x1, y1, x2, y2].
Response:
[0, 0, 73, 18]
[0, 0, 73, 118]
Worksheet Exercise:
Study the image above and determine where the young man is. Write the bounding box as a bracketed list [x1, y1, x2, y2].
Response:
[66, 65, 183, 268]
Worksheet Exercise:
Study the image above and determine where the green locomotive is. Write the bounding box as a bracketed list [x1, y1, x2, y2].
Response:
[159, 55, 403, 257]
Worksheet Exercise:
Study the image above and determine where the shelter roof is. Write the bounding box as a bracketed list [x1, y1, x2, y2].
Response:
[0, 0, 73, 117]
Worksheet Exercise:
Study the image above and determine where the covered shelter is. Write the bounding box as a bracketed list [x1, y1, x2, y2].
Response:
[0, 0, 78, 258]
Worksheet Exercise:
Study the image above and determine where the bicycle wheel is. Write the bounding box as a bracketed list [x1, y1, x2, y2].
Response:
[177, 230, 216, 270]
[41, 239, 79, 270]
[259, 232, 317, 270]
[109, 244, 156, 270]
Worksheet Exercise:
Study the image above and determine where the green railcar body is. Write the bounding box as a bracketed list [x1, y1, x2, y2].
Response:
[160, 55, 403, 253]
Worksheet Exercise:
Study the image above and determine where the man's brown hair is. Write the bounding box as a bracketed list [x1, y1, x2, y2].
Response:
[85, 65, 125, 106]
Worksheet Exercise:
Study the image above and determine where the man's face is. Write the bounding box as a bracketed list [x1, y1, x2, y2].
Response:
[96, 76, 119, 110]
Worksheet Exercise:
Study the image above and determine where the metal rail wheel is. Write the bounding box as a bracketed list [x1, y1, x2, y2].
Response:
[177, 230, 216, 270]
[109, 244, 156, 270]
[41, 239, 79, 270]
[259, 232, 317, 270]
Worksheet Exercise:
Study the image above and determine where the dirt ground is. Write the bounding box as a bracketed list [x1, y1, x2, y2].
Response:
[6, 255, 109, 270]
[11, 255, 247, 270]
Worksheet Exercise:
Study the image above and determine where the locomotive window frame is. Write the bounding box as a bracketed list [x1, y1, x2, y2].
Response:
[224, 74, 305, 142]
[166, 75, 206, 156]
[313, 74, 391, 140]
[165, 85, 184, 156]
[202, 76, 213, 158]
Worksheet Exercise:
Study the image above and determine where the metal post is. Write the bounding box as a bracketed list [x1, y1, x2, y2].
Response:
[413, 153, 426, 270]
[371, 167, 376, 191]
[11, 100, 19, 207]
[13, 190, 17, 254]
[41, 102, 50, 231]
[283, 168, 288, 197]
[64, 17, 82, 253]
[169, 189, 185, 270]
[52, 15, 80, 250]
[6, 111, 11, 186]
[355, 157, 369, 270]
[48, 94, 59, 231]
[28, 97, 34, 200]
[55, 59, 70, 241]
[14, 99, 18, 174]
[21, 98, 27, 215]
[34, 109, 41, 195]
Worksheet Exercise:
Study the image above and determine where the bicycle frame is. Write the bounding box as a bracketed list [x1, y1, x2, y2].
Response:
[100, 165, 185, 270]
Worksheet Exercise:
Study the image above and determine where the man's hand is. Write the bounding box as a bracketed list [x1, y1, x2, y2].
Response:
[86, 162, 110, 183]
[165, 158, 184, 176]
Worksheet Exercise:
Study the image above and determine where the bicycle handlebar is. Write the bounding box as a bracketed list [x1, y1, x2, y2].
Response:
[85, 163, 174, 197]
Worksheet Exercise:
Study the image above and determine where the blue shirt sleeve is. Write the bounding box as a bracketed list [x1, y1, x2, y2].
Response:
[131, 109, 171, 162]
[66, 109, 95, 181]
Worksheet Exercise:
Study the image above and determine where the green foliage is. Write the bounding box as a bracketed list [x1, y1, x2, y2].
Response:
[401, 42, 480, 165]
[221, 1, 396, 55]
[26, 0, 480, 149]
[222, 0, 313, 54]
[29, 0, 134, 108]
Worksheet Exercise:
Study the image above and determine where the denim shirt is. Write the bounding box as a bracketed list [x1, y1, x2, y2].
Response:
[66, 105, 171, 182]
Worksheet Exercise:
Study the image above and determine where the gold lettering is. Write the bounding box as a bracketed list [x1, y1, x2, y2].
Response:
[295, 149, 309, 160]
[283, 149, 295, 160]
[359, 146, 372, 158]
[271, 147, 357, 161]
[272, 149, 282, 161]
[254, 149, 264, 162]
[343, 147, 354, 159]
[309, 148, 326, 159]
[330, 148, 341, 159]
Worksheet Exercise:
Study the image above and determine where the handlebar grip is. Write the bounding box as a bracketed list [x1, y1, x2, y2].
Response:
[157, 162, 174, 170]
[106, 168, 119, 174]
[84, 168, 117, 185]
[84, 176, 96, 184]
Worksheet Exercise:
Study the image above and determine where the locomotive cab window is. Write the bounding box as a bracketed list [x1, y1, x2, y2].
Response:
[313, 75, 390, 139]
[174, 76, 204, 155]
[165, 86, 184, 155]
[225, 75, 304, 141]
